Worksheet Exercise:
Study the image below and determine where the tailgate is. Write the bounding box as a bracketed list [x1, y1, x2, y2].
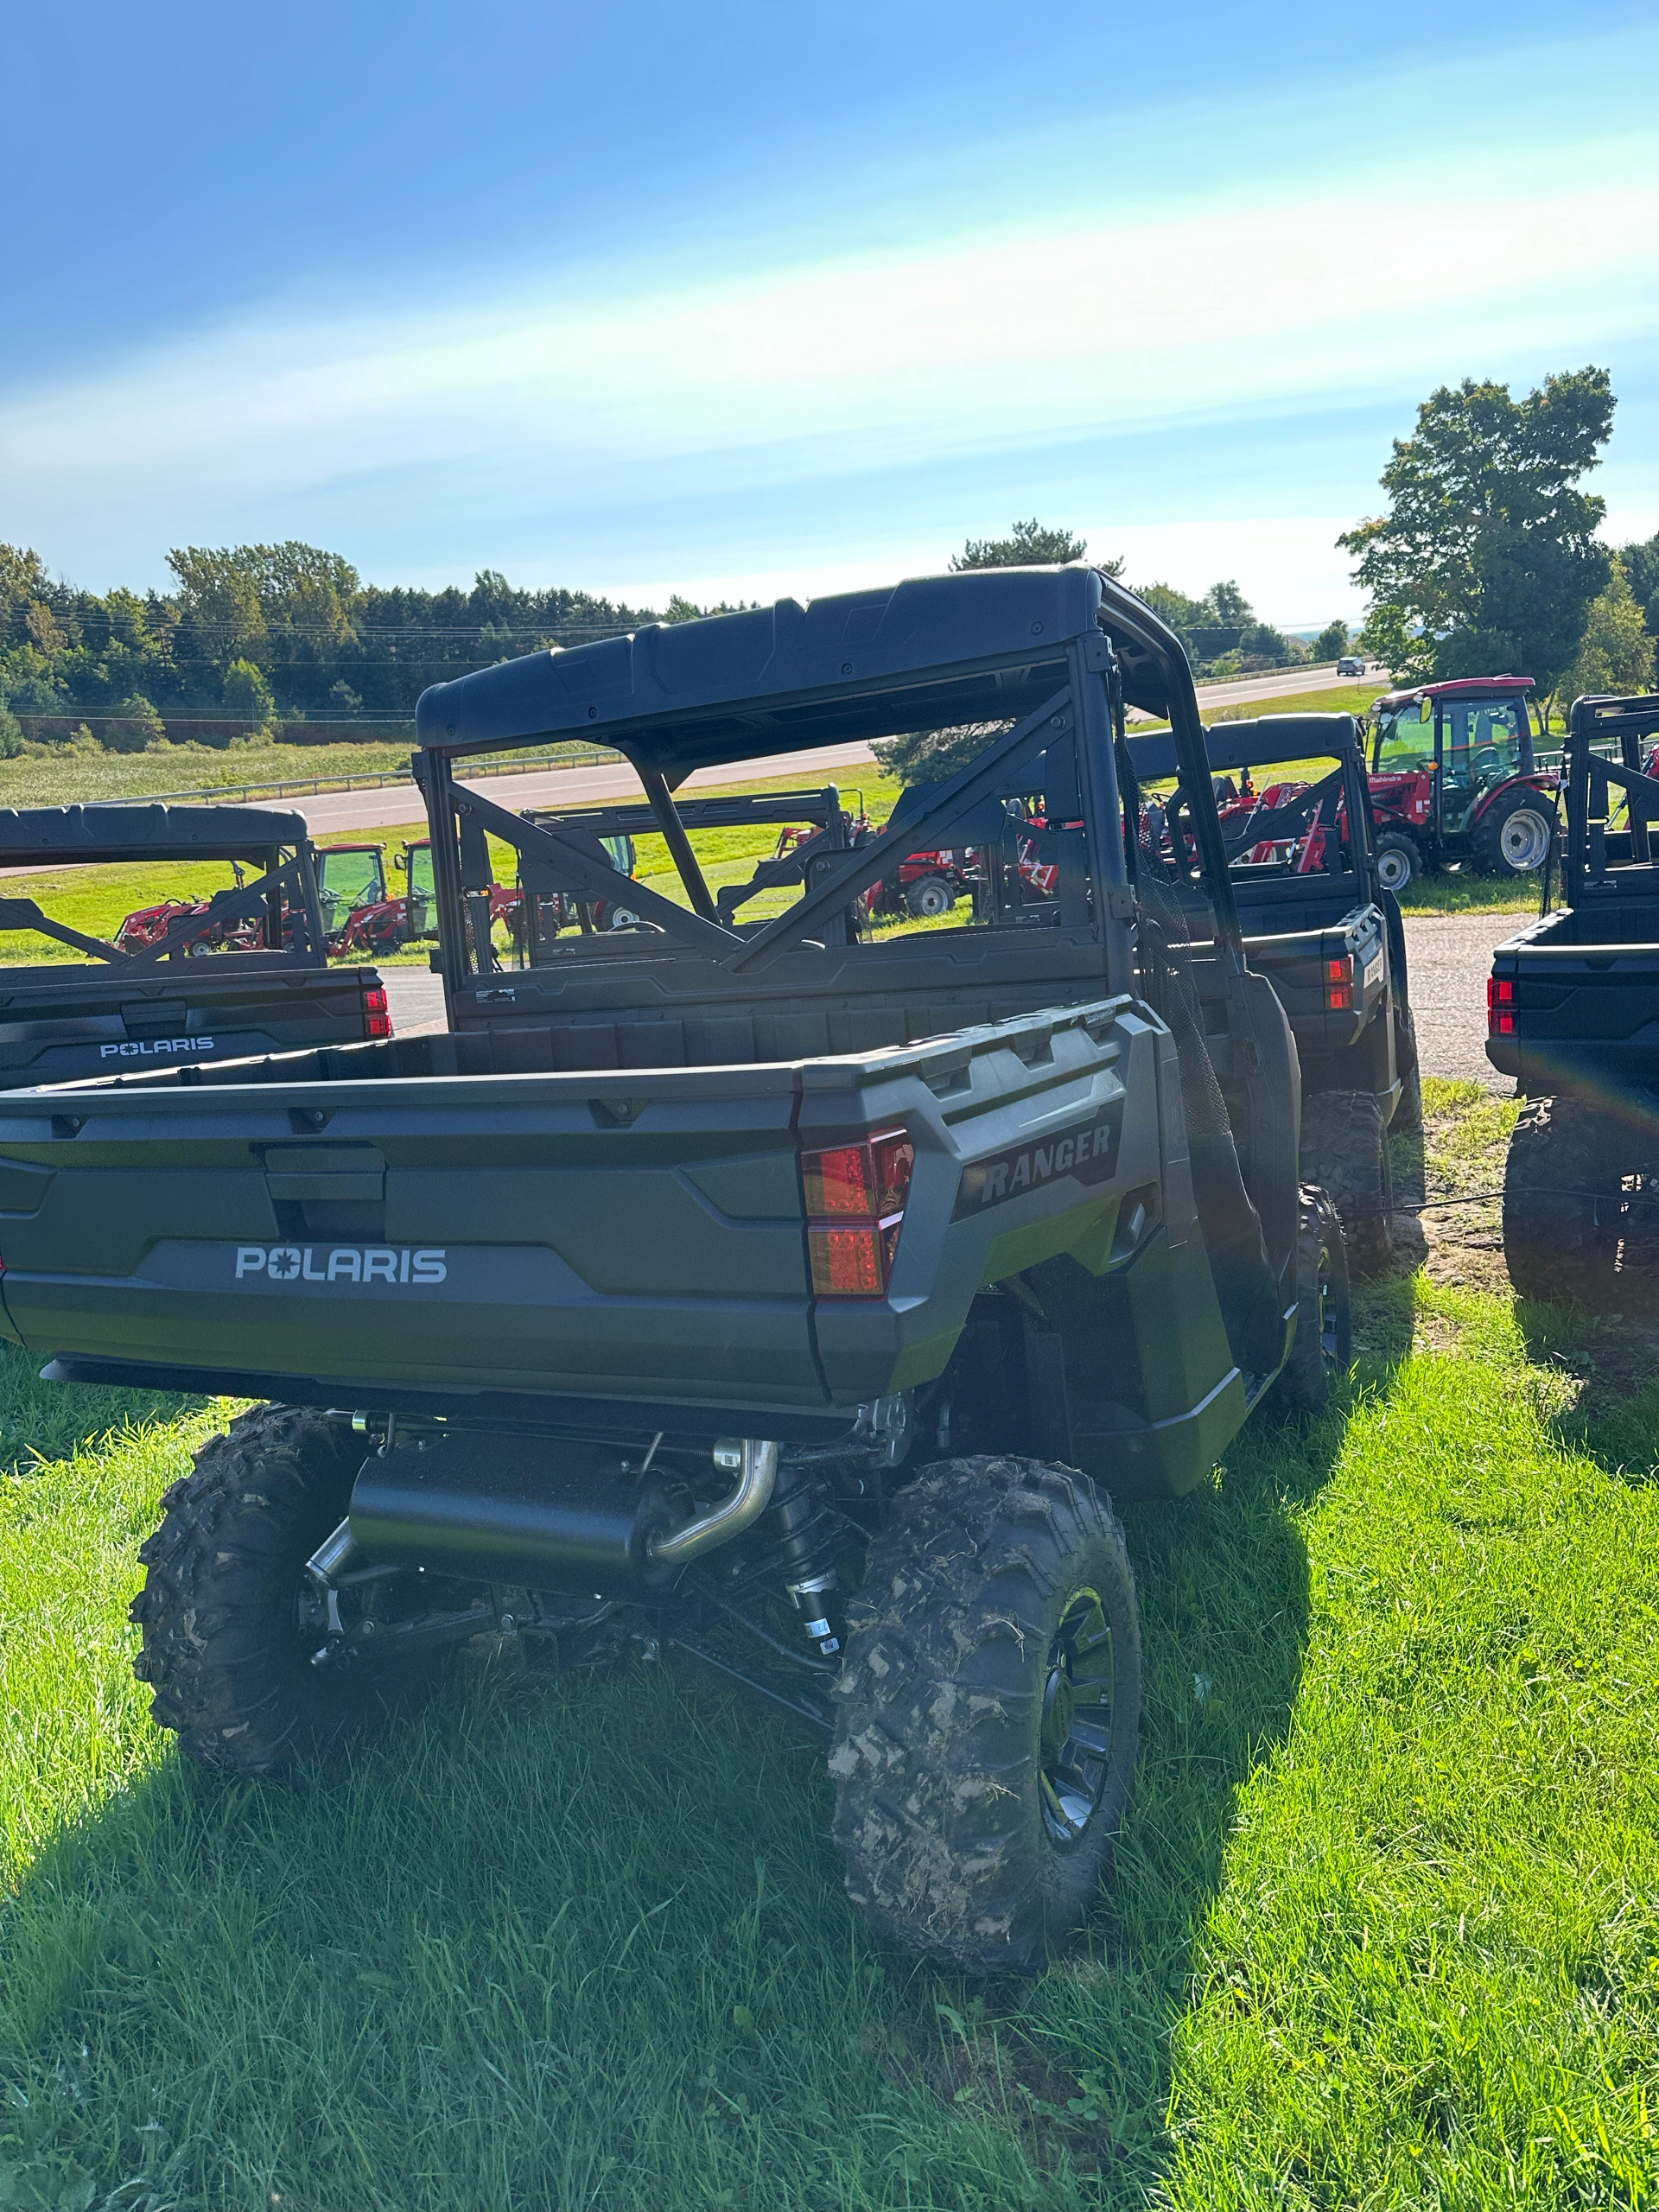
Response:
[1242, 903, 1388, 1049]
[1488, 912, 1659, 1082]
[0, 969, 378, 1087]
[0, 1000, 1159, 1415]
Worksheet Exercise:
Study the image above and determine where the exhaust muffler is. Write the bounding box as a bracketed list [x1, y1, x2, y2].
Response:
[347, 1429, 777, 1590]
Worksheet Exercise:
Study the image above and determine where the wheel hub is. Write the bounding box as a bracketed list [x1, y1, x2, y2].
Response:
[1499, 809, 1550, 871]
[1039, 1588, 1116, 1846]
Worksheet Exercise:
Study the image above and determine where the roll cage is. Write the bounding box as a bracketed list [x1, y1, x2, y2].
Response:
[0, 804, 328, 972]
[411, 567, 1246, 1014]
[1562, 692, 1659, 907]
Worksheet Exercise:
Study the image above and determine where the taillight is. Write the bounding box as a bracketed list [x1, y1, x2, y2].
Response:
[363, 983, 392, 1039]
[1488, 976, 1515, 1035]
[1325, 955, 1354, 1012]
[803, 1129, 912, 1298]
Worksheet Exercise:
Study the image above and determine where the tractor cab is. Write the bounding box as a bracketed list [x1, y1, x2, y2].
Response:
[392, 840, 436, 937]
[1365, 677, 1553, 887]
[315, 843, 389, 935]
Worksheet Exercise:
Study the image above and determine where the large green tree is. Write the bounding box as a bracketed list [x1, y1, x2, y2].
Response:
[1338, 367, 1615, 689]
[878, 522, 1114, 783]
[1557, 558, 1656, 707]
[1616, 531, 1659, 666]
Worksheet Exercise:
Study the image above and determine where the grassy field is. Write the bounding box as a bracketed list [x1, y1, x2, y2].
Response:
[3, 1080, 1657, 2209]
[0, 728, 1546, 973]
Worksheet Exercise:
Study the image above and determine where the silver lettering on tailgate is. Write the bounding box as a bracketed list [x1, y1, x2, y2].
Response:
[100, 1036, 214, 1058]
[952, 1099, 1125, 1218]
[235, 1245, 447, 1285]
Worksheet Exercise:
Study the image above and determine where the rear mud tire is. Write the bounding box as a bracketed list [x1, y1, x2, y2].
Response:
[130, 1406, 442, 1774]
[1393, 1002, 1423, 1134]
[1271, 1186, 1352, 1415]
[1299, 1090, 1394, 1274]
[1503, 1096, 1620, 1306]
[830, 1456, 1141, 1977]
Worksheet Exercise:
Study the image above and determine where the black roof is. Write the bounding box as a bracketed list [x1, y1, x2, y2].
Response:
[415, 566, 1189, 774]
[1128, 714, 1360, 783]
[0, 804, 309, 869]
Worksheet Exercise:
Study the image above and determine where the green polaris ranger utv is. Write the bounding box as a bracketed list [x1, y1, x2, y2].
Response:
[3, 567, 1349, 1974]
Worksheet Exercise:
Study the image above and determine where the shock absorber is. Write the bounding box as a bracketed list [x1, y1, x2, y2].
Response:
[763, 1462, 842, 1657]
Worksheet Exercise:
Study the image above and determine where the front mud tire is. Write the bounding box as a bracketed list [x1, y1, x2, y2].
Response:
[130, 1406, 440, 1773]
[1300, 1090, 1393, 1274]
[1503, 1096, 1620, 1306]
[830, 1456, 1141, 1977]
[1271, 1185, 1352, 1415]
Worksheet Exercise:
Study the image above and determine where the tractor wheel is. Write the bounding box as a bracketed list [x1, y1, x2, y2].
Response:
[1502, 1097, 1621, 1306]
[607, 906, 641, 930]
[1271, 1186, 1352, 1415]
[130, 1407, 444, 1773]
[1299, 1090, 1393, 1275]
[1393, 1002, 1423, 1135]
[1373, 831, 1421, 895]
[830, 1455, 1141, 1976]
[904, 875, 956, 920]
[1471, 789, 1556, 877]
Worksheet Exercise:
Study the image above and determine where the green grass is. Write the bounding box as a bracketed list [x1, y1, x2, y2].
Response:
[3, 1082, 1659, 2206]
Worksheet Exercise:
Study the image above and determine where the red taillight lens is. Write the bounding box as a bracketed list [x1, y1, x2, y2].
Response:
[363, 983, 392, 1039]
[1325, 956, 1354, 1012]
[808, 1221, 904, 1296]
[802, 1130, 912, 1217]
[1488, 976, 1515, 1033]
[802, 1130, 912, 1297]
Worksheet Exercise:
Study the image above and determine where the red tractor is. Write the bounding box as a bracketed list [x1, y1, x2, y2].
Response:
[328, 841, 440, 957]
[118, 843, 388, 957]
[1365, 676, 1557, 893]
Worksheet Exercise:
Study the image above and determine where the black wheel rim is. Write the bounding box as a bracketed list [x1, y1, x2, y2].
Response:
[1039, 1588, 1116, 1846]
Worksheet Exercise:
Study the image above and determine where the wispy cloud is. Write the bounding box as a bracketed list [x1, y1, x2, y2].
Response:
[3, 25, 1655, 616]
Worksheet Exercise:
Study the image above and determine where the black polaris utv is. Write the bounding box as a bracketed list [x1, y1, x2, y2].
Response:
[1491, 690, 1659, 1303]
[5, 568, 1349, 1974]
[0, 804, 390, 1086]
[1129, 713, 1416, 1274]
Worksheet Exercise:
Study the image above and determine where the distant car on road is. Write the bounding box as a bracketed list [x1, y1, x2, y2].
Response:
[1336, 654, 1365, 677]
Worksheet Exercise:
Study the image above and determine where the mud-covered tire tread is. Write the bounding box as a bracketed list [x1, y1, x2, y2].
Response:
[1393, 1001, 1423, 1134]
[830, 1454, 1141, 1976]
[1503, 1096, 1619, 1306]
[1300, 1089, 1393, 1274]
[130, 1404, 436, 1772]
[1272, 1185, 1352, 1415]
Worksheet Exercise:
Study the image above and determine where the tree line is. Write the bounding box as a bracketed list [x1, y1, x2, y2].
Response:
[3, 363, 1649, 763]
[0, 521, 1328, 762]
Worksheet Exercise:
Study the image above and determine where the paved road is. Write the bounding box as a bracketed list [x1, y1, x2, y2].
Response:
[257, 662, 1386, 838]
[386, 900, 1519, 1086]
[1402, 910, 1527, 1091]
[382, 967, 448, 1035]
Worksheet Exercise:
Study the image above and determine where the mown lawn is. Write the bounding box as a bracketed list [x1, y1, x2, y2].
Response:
[2, 1083, 1657, 2208]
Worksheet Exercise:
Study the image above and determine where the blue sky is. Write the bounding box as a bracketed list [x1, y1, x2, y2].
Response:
[3, 0, 1656, 623]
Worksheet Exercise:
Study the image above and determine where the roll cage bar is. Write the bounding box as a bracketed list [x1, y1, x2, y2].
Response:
[0, 804, 328, 969]
[1564, 692, 1659, 905]
[411, 567, 1244, 995]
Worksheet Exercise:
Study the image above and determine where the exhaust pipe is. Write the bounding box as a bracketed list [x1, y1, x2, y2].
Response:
[348, 1430, 778, 1589]
[648, 1439, 776, 1565]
